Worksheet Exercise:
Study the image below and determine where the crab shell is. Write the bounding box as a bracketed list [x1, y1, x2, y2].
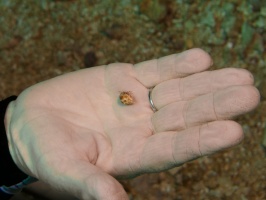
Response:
[119, 91, 134, 105]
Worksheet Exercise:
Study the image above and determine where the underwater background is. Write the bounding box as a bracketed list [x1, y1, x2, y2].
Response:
[0, 0, 265, 199]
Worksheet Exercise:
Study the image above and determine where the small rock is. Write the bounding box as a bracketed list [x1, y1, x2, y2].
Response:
[0, 35, 23, 50]
[84, 51, 97, 68]
[102, 24, 124, 40]
[140, 0, 167, 22]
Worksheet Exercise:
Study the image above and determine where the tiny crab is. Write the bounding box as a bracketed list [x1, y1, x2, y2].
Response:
[119, 91, 134, 105]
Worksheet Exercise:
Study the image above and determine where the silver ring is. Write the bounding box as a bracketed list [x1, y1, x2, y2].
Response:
[148, 88, 157, 112]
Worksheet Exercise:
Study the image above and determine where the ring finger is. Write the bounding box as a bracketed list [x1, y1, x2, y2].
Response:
[151, 68, 254, 110]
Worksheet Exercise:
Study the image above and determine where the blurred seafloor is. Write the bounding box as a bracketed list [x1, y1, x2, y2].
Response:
[0, 0, 265, 199]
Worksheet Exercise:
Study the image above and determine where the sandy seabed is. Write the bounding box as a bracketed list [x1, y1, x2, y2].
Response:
[0, 1, 265, 199]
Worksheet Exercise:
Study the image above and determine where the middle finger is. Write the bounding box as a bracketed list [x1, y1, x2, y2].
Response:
[151, 85, 259, 133]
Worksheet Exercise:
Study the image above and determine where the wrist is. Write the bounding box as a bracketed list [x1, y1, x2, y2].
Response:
[0, 96, 29, 186]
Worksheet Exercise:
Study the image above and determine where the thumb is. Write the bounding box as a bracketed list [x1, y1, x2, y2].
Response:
[37, 159, 128, 200]
[81, 166, 129, 200]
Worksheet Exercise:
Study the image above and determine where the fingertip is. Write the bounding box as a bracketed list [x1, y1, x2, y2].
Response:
[200, 121, 244, 155]
[251, 86, 261, 108]
[238, 68, 255, 85]
[235, 85, 260, 112]
[215, 85, 260, 119]
[220, 68, 255, 86]
[223, 120, 244, 146]
[184, 48, 213, 70]
[83, 172, 128, 200]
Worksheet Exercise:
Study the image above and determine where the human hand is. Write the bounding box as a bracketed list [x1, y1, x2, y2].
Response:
[5, 48, 260, 199]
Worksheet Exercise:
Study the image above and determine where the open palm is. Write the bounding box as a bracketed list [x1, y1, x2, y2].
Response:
[6, 49, 259, 200]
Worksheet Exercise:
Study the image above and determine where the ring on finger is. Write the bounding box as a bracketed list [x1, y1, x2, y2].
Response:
[148, 88, 158, 112]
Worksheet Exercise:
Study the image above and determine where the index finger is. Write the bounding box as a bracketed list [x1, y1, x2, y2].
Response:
[133, 48, 213, 88]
